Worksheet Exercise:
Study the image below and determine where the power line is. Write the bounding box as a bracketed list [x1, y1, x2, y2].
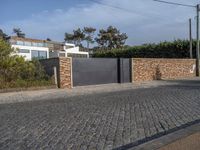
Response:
[88, 0, 139, 14]
[154, 0, 200, 76]
[153, 0, 196, 8]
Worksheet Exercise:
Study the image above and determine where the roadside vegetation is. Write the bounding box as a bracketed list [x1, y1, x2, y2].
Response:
[93, 39, 197, 58]
[64, 26, 128, 50]
[0, 38, 53, 89]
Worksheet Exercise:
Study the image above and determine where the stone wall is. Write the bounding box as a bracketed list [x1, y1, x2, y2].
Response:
[40, 57, 72, 89]
[132, 58, 196, 82]
[59, 57, 72, 89]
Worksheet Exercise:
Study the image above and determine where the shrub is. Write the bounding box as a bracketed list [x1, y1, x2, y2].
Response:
[93, 39, 197, 58]
[0, 38, 53, 89]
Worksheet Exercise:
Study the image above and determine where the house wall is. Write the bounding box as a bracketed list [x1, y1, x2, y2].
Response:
[12, 45, 49, 61]
[65, 47, 79, 53]
[64, 46, 89, 58]
[132, 58, 196, 82]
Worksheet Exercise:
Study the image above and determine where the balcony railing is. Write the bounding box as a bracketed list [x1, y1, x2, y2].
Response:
[10, 40, 47, 47]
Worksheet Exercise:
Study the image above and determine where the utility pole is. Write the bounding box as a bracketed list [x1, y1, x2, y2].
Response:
[196, 4, 200, 76]
[189, 18, 193, 59]
[153, 0, 200, 76]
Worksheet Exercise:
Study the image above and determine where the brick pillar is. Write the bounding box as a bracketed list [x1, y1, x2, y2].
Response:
[59, 57, 72, 89]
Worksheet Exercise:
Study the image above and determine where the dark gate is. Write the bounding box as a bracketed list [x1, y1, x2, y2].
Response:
[72, 58, 131, 86]
[119, 58, 132, 83]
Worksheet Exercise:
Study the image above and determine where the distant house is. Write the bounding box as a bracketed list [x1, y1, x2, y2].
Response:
[48, 41, 89, 58]
[9, 36, 89, 61]
[9, 36, 49, 61]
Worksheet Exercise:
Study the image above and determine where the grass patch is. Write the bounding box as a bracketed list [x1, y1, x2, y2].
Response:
[0, 79, 54, 89]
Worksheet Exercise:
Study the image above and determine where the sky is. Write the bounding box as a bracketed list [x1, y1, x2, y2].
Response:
[0, 0, 199, 46]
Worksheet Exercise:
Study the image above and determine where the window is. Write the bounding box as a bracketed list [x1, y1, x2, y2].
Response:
[37, 43, 44, 47]
[39, 51, 47, 59]
[59, 53, 66, 57]
[24, 41, 31, 46]
[31, 50, 47, 59]
[32, 42, 38, 47]
[18, 49, 30, 53]
[65, 46, 74, 49]
[67, 53, 88, 58]
[43, 43, 47, 47]
[16, 41, 24, 45]
[33, 42, 47, 47]
[31, 50, 39, 59]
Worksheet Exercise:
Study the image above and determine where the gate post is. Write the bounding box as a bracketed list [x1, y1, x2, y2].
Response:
[118, 58, 122, 83]
[118, 58, 132, 84]
[58, 57, 73, 89]
[131, 58, 134, 83]
[53, 66, 58, 88]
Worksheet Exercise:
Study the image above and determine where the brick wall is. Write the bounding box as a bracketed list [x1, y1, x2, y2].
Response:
[132, 58, 196, 82]
[40, 57, 72, 89]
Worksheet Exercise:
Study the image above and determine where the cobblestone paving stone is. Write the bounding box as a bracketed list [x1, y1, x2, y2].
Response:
[0, 81, 200, 149]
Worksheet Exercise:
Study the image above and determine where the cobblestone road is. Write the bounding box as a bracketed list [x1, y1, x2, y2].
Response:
[0, 80, 200, 150]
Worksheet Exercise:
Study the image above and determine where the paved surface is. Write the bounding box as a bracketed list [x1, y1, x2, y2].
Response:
[0, 78, 200, 149]
[0, 80, 174, 104]
[1, 78, 199, 104]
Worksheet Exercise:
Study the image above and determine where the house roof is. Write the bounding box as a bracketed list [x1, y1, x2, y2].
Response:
[10, 36, 46, 43]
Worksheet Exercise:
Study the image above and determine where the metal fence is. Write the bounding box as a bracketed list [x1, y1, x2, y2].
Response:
[72, 58, 131, 86]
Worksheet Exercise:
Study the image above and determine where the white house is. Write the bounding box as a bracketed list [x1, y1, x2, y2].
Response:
[64, 43, 89, 58]
[10, 36, 89, 60]
[49, 42, 89, 58]
[9, 36, 49, 61]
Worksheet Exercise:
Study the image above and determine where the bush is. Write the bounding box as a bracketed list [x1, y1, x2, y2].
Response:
[0, 38, 53, 89]
[93, 39, 197, 58]
[0, 79, 53, 89]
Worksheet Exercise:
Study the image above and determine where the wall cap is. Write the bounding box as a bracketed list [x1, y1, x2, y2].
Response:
[132, 58, 196, 61]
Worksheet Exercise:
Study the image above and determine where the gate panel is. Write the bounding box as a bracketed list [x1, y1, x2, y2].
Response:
[119, 58, 131, 83]
[72, 58, 119, 86]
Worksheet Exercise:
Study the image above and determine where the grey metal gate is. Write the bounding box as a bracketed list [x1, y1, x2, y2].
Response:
[72, 58, 131, 86]
[119, 58, 132, 83]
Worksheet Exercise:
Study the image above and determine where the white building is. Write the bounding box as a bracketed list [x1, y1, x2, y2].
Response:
[9, 36, 49, 61]
[9, 36, 89, 60]
[49, 42, 89, 58]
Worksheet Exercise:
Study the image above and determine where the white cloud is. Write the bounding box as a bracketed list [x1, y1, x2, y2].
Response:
[1, 0, 199, 45]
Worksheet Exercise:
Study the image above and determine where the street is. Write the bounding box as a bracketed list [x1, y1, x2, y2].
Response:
[0, 79, 200, 149]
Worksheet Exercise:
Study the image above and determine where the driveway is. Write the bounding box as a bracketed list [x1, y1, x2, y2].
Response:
[0, 78, 200, 149]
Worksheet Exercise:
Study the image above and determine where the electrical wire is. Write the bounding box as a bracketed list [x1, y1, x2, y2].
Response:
[88, 0, 140, 14]
[153, 0, 196, 8]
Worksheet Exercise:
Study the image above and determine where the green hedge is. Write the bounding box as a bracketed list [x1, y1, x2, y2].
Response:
[93, 39, 197, 58]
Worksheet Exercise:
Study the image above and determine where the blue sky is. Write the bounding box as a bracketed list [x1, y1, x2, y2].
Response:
[0, 0, 199, 45]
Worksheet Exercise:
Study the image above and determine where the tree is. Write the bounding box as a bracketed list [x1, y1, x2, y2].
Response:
[83, 27, 96, 49]
[0, 38, 22, 81]
[73, 28, 85, 46]
[0, 39, 48, 83]
[95, 26, 128, 50]
[13, 28, 25, 38]
[64, 33, 75, 44]
[0, 38, 14, 58]
[0, 29, 9, 41]
[64, 28, 85, 46]
[46, 38, 51, 41]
